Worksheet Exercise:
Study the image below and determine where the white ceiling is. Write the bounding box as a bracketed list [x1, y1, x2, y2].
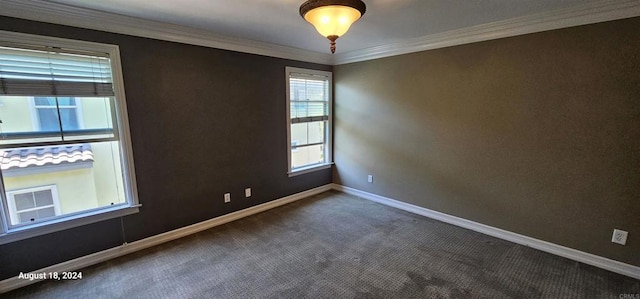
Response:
[46, 0, 607, 54]
[0, 0, 637, 64]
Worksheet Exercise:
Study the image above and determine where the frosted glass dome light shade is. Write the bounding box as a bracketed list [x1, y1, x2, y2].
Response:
[299, 0, 366, 53]
[304, 5, 362, 37]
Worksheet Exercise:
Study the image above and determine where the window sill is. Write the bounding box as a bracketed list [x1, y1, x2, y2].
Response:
[0, 204, 140, 245]
[288, 163, 333, 177]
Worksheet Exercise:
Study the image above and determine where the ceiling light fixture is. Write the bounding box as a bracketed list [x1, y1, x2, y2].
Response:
[299, 0, 366, 54]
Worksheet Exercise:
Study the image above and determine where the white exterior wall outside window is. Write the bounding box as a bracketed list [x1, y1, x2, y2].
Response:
[285, 67, 332, 176]
[0, 31, 139, 244]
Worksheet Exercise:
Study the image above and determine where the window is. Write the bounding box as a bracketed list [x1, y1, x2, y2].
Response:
[33, 97, 81, 131]
[285, 67, 332, 175]
[0, 31, 138, 244]
[6, 186, 60, 225]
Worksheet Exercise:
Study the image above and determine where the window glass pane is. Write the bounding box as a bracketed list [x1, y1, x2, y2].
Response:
[306, 83, 326, 101]
[291, 144, 324, 169]
[57, 97, 76, 106]
[290, 101, 327, 119]
[34, 97, 76, 107]
[34, 97, 57, 106]
[59, 108, 79, 130]
[2, 141, 126, 226]
[34, 190, 54, 206]
[289, 78, 327, 102]
[0, 96, 115, 146]
[291, 123, 309, 145]
[37, 108, 61, 131]
[291, 122, 325, 146]
[14, 193, 35, 210]
[34, 97, 80, 131]
[307, 122, 324, 144]
[36, 207, 56, 219]
[0, 96, 64, 145]
[290, 79, 308, 101]
[18, 210, 38, 223]
[64, 97, 115, 141]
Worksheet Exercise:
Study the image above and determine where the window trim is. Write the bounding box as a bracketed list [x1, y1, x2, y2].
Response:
[285, 67, 333, 176]
[0, 30, 140, 244]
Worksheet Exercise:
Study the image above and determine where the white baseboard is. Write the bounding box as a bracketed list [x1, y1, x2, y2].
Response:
[331, 184, 640, 280]
[2, 183, 636, 293]
[0, 184, 333, 294]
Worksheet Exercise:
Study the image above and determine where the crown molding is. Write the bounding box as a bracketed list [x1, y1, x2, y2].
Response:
[0, 0, 334, 65]
[333, 0, 640, 65]
[0, 0, 638, 66]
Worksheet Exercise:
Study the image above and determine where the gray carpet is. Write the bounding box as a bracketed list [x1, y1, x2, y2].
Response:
[4, 191, 639, 298]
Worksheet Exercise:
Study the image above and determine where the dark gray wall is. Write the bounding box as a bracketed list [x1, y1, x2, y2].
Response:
[334, 17, 640, 266]
[0, 16, 332, 280]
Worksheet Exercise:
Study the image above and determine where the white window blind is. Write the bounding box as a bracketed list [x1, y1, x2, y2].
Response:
[0, 43, 117, 147]
[289, 73, 329, 124]
[0, 45, 114, 97]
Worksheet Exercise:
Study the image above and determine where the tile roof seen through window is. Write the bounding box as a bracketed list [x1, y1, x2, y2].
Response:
[0, 144, 94, 171]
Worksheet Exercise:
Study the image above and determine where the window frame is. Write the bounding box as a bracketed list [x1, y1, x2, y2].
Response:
[0, 30, 140, 245]
[291, 140, 300, 152]
[285, 67, 333, 176]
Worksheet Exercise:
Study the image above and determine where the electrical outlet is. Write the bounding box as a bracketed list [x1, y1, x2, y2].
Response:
[611, 229, 628, 245]
[224, 193, 231, 203]
[245, 188, 251, 198]
[367, 175, 373, 183]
